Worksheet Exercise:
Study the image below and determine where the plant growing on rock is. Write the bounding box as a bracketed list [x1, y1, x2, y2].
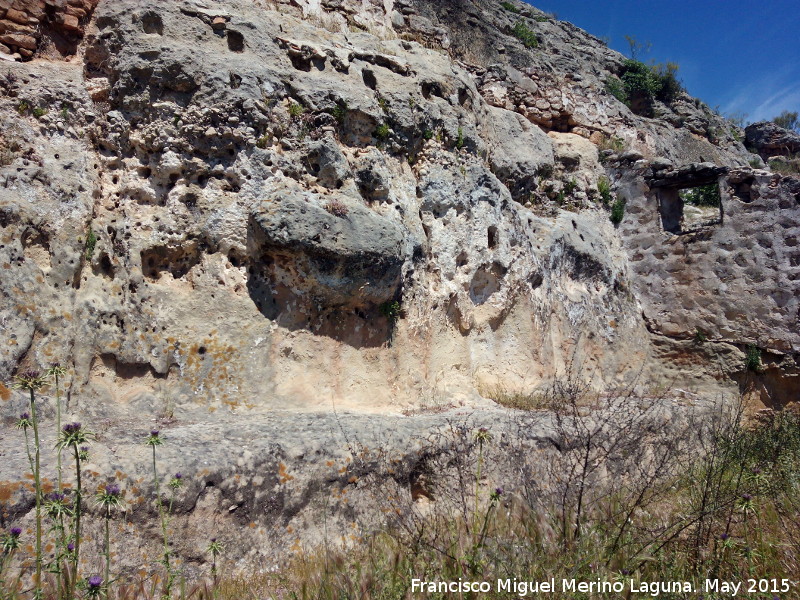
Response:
[58, 420, 94, 598]
[610, 197, 626, 225]
[85, 229, 97, 260]
[597, 176, 613, 205]
[96, 484, 125, 588]
[374, 122, 390, 142]
[512, 21, 538, 48]
[379, 300, 401, 322]
[0, 528, 22, 589]
[324, 199, 348, 218]
[500, 1, 519, 13]
[745, 345, 762, 372]
[13, 370, 47, 596]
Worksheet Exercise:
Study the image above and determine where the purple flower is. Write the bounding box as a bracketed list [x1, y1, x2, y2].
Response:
[752, 467, 762, 475]
[105, 484, 121, 497]
[742, 493, 752, 501]
[621, 568, 631, 575]
[22, 369, 41, 380]
[495, 487, 504, 496]
[719, 533, 730, 541]
[80, 446, 89, 452]
[67, 542, 75, 552]
[10, 527, 22, 537]
[20, 412, 30, 420]
[63, 422, 82, 434]
[48, 492, 66, 502]
[150, 430, 160, 437]
[87, 575, 102, 589]
[175, 472, 183, 479]
[210, 537, 216, 543]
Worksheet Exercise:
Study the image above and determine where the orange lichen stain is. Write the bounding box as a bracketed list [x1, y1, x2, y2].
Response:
[249, 522, 256, 529]
[24, 473, 34, 481]
[0, 481, 25, 501]
[62, 312, 72, 321]
[609, 320, 618, 329]
[2, 263, 9, 269]
[326, 460, 335, 467]
[26, 544, 34, 553]
[348, 476, 358, 484]
[278, 463, 294, 484]
[45, 543, 53, 553]
[115, 471, 127, 480]
[286, 526, 294, 533]
[290, 539, 302, 552]
[0, 382, 10, 402]
[338, 466, 347, 474]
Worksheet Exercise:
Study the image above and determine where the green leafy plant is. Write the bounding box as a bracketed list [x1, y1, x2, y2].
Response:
[745, 345, 762, 372]
[597, 176, 613, 205]
[605, 77, 627, 103]
[32, 107, 47, 119]
[610, 197, 626, 225]
[375, 123, 390, 141]
[379, 300, 401, 321]
[288, 102, 304, 119]
[455, 126, 465, 150]
[512, 21, 538, 49]
[693, 328, 707, 344]
[500, 1, 519, 13]
[331, 100, 348, 125]
[85, 229, 97, 260]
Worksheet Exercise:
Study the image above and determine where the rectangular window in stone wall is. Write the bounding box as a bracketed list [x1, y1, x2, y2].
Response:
[658, 182, 722, 233]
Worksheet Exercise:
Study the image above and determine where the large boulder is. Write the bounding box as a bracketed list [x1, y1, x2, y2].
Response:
[745, 121, 800, 159]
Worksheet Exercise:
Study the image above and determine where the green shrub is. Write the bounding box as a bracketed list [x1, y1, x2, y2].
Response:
[745, 344, 762, 372]
[693, 328, 707, 344]
[512, 21, 538, 48]
[288, 102, 304, 119]
[330, 101, 348, 125]
[375, 123, 390, 141]
[597, 176, 613, 205]
[379, 300, 401, 321]
[499, 1, 519, 13]
[608, 59, 684, 111]
[610, 197, 626, 225]
[605, 77, 627, 103]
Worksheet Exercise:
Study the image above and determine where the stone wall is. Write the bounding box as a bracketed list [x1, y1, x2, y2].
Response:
[0, 0, 98, 59]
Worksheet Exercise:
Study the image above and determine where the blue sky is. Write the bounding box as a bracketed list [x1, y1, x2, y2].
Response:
[524, 0, 800, 124]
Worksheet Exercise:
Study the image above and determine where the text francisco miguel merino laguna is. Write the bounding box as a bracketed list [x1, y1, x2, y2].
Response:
[410, 577, 788, 596]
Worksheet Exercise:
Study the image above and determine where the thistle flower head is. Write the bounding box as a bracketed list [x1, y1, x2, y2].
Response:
[46, 363, 68, 378]
[719, 533, 730, 541]
[13, 370, 46, 392]
[86, 575, 103, 596]
[742, 493, 752, 501]
[1, 528, 22, 552]
[59, 422, 93, 448]
[473, 427, 492, 444]
[67, 542, 75, 552]
[96, 483, 124, 510]
[207, 538, 224, 557]
[16, 412, 32, 430]
[146, 429, 162, 446]
[169, 472, 184, 490]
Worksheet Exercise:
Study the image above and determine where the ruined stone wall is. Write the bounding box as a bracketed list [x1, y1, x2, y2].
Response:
[0, 0, 98, 59]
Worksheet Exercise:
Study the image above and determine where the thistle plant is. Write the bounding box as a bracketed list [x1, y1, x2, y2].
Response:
[147, 430, 174, 598]
[207, 538, 224, 596]
[44, 491, 73, 597]
[85, 574, 104, 599]
[57, 421, 94, 598]
[1, 528, 22, 590]
[13, 370, 47, 597]
[96, 484, 124, 591]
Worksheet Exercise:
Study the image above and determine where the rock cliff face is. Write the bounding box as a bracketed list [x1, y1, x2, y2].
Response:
[0, 0, 798, 574]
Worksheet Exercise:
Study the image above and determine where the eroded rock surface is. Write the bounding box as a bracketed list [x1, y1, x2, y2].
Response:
[0, 0, 798, 574]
